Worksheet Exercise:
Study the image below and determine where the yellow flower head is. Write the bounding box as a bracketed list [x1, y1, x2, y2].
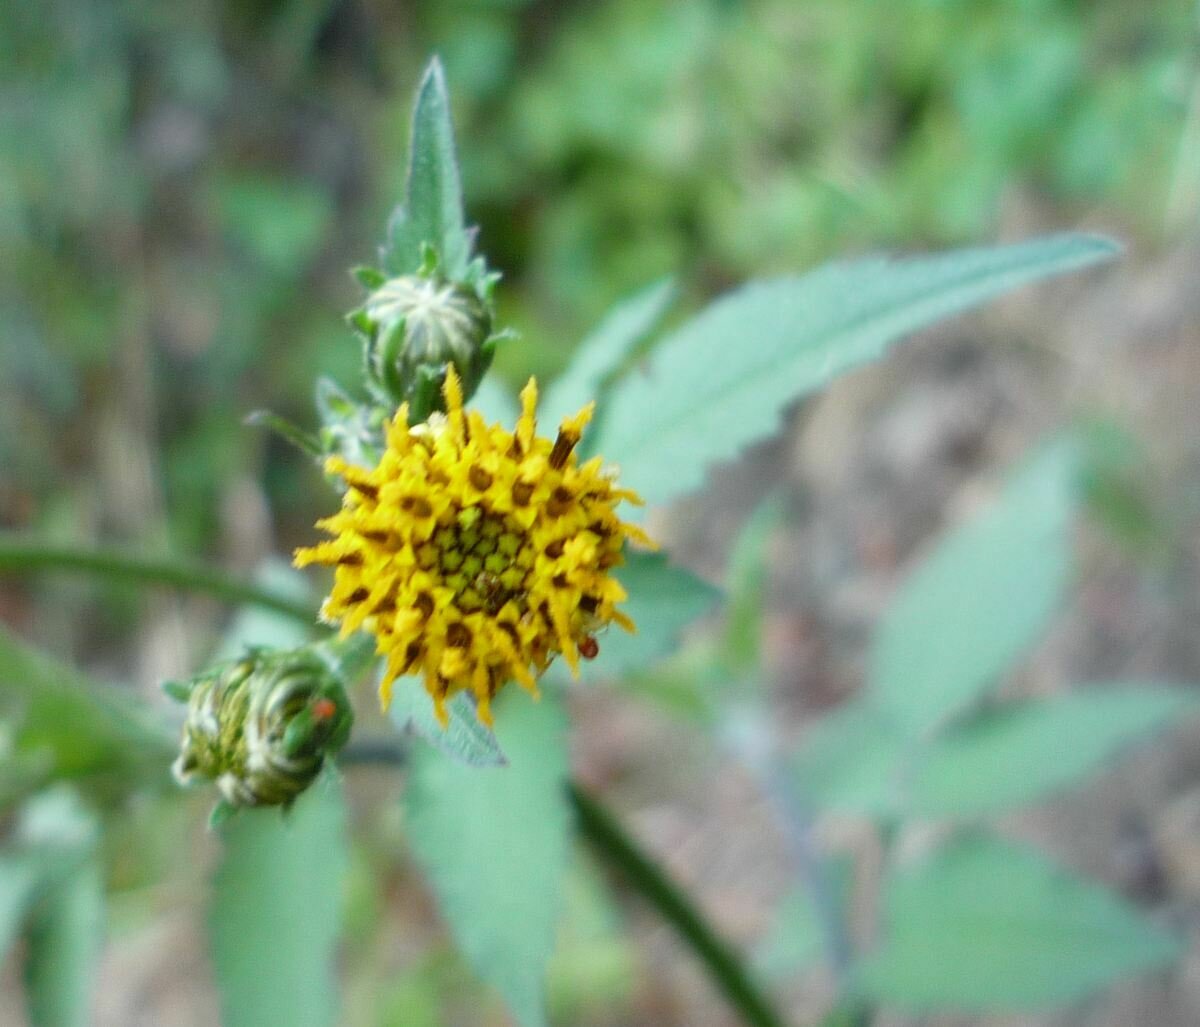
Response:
[294, 368, 653, 726]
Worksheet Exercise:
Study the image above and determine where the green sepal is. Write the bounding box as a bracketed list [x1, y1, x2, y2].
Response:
[209, 799, 238, 830]
[351, 265, 387, 290]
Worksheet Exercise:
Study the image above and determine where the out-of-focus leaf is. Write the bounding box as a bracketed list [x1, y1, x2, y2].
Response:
[856, 833, 1179, 1010]
[595, 234, 1117, 508]
[470, 374, 519, 426]
[544, 278, 676, 429]
[388, 681, 506, 768]
[790, 702, 908, 819]
[214, 560, 314, 660]
[0, 853, 44, 962]
[869, 438, 1079, 736]
[0, 624, 173, 796]
[404, 690, 572, 1027]
[210, 774, 347, 1027]
[23, 855, 105, 1027]
[385, 58, 471, 279]
[580, 551, 720, 683]
[909, 686, 1198, 817]
[721, 495, 786, 678]
[213, 173, 332, 280]
[756, 860, 851, 981]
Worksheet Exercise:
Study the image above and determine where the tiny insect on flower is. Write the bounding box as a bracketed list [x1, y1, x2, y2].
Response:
[295, 367, 654, 726]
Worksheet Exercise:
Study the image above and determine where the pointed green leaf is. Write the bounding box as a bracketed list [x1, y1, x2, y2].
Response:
[24, 856, 105, 1027]
[210, 774, 347, 1027]
[857, 833, 1179, 1010]
[595, 234, 1117, 508]
[909, 686, 1199, 817]
[388, 681, 506, 768]
[385, 58, 471, 279]
[869, 438, 1079, 736]
[404, 691, 572, 1027]
[544, 279, 676, 429]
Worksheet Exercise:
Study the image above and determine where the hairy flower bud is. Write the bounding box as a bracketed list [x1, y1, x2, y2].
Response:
[361, 273, 494, 413]
[169, 647, 353, 811]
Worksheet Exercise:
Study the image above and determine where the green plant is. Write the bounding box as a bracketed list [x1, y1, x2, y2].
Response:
[1, 58, 1189, 1027]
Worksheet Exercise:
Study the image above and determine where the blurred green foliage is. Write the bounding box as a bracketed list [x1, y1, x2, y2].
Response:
[1, 0, 1193, 570]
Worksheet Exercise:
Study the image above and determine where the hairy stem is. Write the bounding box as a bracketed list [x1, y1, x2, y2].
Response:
[570, 783, 786, 1027]
[0, 536, 316, 624]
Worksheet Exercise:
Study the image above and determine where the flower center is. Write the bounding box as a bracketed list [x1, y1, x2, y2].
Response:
[423, 506, 533, 615]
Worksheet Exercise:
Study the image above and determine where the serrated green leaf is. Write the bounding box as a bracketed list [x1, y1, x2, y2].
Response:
[544, 278, 676, 429]
[869, 438, 1079, 736]
[23, 856, 105, 1027]
[790, 702, 908, 819]
[857, 833, 1179, 1011]
[579, 551, 720, 683]
[385, 58, 471, 279]
[909, 686, 1199, 817]
[388, 681, 506, 768]
[595, 234, 1117, 508]
[404, 690, 572, 1027]
[210, 774, 346, 1027]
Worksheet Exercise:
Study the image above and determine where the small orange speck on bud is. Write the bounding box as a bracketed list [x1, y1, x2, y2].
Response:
[579, 636, 600, 660]
[312, 698, 337, 722]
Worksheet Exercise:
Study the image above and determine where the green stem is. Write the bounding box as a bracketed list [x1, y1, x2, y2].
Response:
[2, 538, 785, 1027]
[0, 536, 316, 624]
[570, 783, 786, 1027]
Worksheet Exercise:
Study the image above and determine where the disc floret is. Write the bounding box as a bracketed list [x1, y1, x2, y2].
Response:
[294, 368, 652, 725]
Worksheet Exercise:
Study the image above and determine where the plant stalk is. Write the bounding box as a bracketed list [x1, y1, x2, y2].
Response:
[569, 782, 786, 1027]
[0, 536, 316, 624]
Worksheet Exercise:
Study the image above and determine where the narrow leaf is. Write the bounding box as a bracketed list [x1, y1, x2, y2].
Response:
[543, 278, 676, 429]
[857, 833, 1179, 1011]
[869, 438, 1079, 736]
[596, 234, 1117, 508]
[909, 686, 1199, 816]
[23, 856, 105, 1027]
[385, 58, 471, 278]
[404, 690, 572, 1027]
[210, 774, 347, 1027]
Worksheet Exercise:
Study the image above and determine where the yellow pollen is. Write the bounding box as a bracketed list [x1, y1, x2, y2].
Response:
[294, 367, 653, 726]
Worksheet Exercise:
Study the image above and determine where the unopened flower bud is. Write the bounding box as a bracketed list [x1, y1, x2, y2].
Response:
[361, 274, 493, 413]
[169, 647, 353, 811]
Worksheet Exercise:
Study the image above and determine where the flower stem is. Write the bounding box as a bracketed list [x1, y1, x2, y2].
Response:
[569, 782, 786, 1027]
[2, 537, 786, 1027]
[0, 536, 316, 624]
